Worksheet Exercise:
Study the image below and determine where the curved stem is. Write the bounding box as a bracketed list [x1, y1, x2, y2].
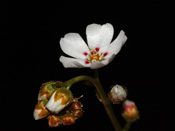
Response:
[95, 90, 102, 102]
[56, 75, 121, 131]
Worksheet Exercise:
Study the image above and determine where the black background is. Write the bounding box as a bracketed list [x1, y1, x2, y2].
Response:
[5, 1, 173, 131]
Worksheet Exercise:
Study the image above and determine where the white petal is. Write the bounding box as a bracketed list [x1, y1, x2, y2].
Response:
[90, 61, 105, 69]
[60, 56, 91, 68]
[33, 109, 42, 120]
[60, 33, 90, 59]
[86, 23, 114, 51]
[46, 91, 56, 110]
[46, 91, 65, 114]
[107, 30, 127, 56]
[90, 53, 116, 69]
[90, 60, 108, 69]
[53, 99, 65, 113]
[47, 98, 65, 113]
[111, 85, 127, 100]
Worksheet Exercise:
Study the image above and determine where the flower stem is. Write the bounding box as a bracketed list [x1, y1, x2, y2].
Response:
[123, 122, 131, 131]
[94, 69, 99, 81]
[56, 73, 122, 131]
[93, 69, 122, 131]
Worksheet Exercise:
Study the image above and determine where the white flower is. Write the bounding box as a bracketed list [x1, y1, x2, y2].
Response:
[59, 23, 127, 69]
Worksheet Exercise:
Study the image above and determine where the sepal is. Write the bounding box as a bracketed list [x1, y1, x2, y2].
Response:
[38, 81, 58, 101]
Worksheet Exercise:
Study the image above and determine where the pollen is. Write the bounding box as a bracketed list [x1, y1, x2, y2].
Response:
[85, 48, 108, 63]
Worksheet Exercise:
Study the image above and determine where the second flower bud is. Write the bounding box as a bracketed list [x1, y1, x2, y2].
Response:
[108, 84, 127, 104]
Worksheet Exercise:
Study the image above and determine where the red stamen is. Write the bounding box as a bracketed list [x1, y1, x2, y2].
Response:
[83, 52, 88, 56]
[95, 47, 100, 52]
[85, 61, 89, 64]
[103, 52, 108, 57]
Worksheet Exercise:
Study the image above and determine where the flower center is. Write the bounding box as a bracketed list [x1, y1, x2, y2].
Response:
[90, 50, 101, 61]
[84, 48, 108, 64]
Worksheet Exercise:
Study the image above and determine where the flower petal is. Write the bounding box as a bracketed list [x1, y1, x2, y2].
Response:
[90, 54, 116, 69]
[103, 30, 127, 60]
[33, 109, 42, 120]
[90, 59, 109, 69]
[109, 30, 127, 55]
[46, 91, 65, 113]
[60, 33, 90, 59]
[86, 23, 114, 51]
[60, 56, 91, 68]
[90, 61, 106, 69]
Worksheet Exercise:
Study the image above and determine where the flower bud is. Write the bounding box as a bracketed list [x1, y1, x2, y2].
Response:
[122, 100, 139, 122]
[48, 115, 62, 127]
[62, 114, 75, 125]
[38, 81, 57, 101]
[73, 109, 83, 119]
[71, 102, 83, 110]
[46, 87, 73, 114]
[33, 100, 50, 120]
[109, 85, 127, 104]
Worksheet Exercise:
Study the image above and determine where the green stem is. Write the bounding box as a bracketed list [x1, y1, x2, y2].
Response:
[93, 69, 121, 131]
[56, 74, 121, 131]
[94, 69, 102, 102]
[94, 69, 99, 81]
[123, 122, 131, 131]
